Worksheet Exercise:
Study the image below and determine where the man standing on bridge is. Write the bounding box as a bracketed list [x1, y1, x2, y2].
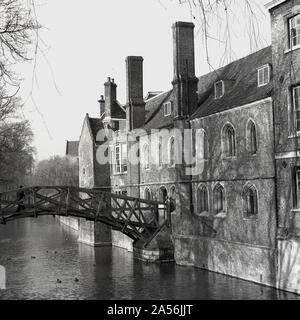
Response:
[16, 186, 25, 212]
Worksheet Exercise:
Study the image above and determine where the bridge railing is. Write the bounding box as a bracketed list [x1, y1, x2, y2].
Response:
[0, 186, 169, 242]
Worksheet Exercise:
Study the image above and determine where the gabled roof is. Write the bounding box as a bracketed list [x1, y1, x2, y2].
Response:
[143, 90, 173, 130]
[140, 46, 273, 129]
[145, 91, 163, 101]
[112, 100, 126, 119]
[192, 46, 273, 119]
[88, 117, 104, 141]
[66, 141, 79, 157]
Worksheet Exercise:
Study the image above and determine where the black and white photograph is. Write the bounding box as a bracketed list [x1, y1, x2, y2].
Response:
[0, 0, 300, 306]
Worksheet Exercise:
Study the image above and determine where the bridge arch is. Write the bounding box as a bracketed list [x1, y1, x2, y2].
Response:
[0, 186, 168, 244]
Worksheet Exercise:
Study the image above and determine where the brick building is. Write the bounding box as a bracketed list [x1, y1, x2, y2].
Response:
[76, 0, 300, 294]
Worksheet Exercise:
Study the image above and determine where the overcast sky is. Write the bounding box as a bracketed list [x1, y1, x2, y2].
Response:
[16, 0, 271, 161]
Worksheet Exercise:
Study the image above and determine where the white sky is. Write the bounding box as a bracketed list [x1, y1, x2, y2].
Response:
[16, 0, 271, 161]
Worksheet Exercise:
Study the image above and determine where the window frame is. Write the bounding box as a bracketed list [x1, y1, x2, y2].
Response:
[247, 120, 258, 155]
[158, 137, 163, 167]
[196, 129, 209, 161]
[214, 80, 224, 99]
[163, 101, 173, 117]
[197, 185, 209, 215]
[222, 123, 237, 158]
[144, 187, 152, 201]
[114, 143, 127, 175]
[213, 184, 226, 215]
[257, 65, 270, 87]
[288, 14, 300, 50]
[143, 143, 150, 170]
[168, 136, 175, 167]
[243, 184, 259, 219]
[293, 85, 300, 133]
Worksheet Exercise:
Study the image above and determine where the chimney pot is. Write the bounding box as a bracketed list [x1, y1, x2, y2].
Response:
[112, 78, 114, 83]
[107, 77, 111, 82]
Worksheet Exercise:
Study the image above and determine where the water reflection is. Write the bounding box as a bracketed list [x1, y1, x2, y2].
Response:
[0, 217, 299, 300]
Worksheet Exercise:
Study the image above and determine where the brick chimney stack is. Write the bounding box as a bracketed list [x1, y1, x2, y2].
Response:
[98, 94, 105, 118]
[172, 22, 198, 118]
[104, 77, 117, 118]
[125, 56, 145, 131]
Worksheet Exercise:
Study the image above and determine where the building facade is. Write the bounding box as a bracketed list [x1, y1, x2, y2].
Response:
[77, 0, 300, 294]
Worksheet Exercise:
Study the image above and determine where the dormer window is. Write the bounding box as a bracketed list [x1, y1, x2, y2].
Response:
[164, 101, 173, 117]
[214, 81, 224, 99]
[289, 14, 300, 50]
[257, 65, 270, 87]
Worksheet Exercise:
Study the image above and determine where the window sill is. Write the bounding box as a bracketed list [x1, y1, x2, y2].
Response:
[113, 172, 127, 176]
[222, 156, 237, 160]
[258, 83, 269, 88]
[214, 212, 227, 219]
[288, 132, 300, 138]
[285, 45, 300, 54]
[197, 211, 210, 218]
[243, 216, 258, 221]
[291, 209, 300, 213]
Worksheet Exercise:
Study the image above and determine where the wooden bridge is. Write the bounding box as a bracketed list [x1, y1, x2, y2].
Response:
[0, 186, 170, 244]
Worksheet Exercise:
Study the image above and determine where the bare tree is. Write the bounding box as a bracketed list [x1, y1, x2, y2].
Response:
[0, 0, 39, 87]
[0, 118, 35, 185]
[32, 156, 79, 187]
[177, 0, 266, 67]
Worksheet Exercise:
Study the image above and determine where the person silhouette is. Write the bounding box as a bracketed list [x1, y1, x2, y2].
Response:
[16, 185, 25, 212]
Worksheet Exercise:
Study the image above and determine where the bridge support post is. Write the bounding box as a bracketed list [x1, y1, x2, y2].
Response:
[78, 219, 112, 247]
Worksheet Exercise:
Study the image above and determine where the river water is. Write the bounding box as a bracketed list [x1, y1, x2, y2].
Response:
[0, 216, 299, 300]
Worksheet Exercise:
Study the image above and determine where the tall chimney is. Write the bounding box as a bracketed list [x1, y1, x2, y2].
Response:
[125, 56, 145, 131]
[104, 77, 117, 118]
[172, 22, 198, 118]
[98, 95, 105, 118]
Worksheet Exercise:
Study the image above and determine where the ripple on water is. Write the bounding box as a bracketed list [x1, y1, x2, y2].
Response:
[0, 216, 299, 300]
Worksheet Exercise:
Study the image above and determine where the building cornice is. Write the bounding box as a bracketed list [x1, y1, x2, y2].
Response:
[265, 0, 287, 11]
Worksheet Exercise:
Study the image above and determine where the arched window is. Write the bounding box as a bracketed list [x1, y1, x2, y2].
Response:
[143, 143, 150, 170]
[196, 129, 209, 160]
[197, 185, 208, 214]
[158, 137, 163, 167]
[244, 185, 258, 218]
[247, 121, 257, 155]
[159, 186, 168, 203]
[213, 184, 225, 214]
[169, 137, 175, 167]
[144, 188, 152, 201]
[170, 186, 176, 211]
[223, 124, 236, 157]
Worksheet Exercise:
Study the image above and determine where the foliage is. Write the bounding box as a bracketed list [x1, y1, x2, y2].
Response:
[177, 0, 265, 66]
[31, 156, 79, 187]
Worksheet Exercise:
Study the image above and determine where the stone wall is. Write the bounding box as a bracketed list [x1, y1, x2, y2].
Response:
[111, 230, 134, 252]
[277, 239, 300, 294]
[173, 234, 277, 287]
[58, 216, 79, 231]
